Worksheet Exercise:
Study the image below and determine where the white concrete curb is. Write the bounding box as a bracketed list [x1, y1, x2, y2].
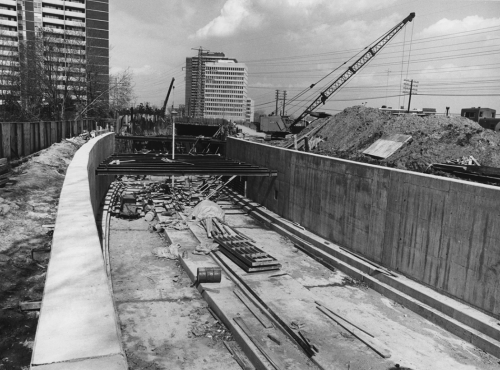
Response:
[30, 133, 127, 369]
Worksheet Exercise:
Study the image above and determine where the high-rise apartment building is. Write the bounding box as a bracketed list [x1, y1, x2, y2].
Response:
[185, 50, 251, 122]
[0, 0, 109, 114]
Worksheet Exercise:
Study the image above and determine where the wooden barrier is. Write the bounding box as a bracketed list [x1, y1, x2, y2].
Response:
[1, 123, 10, 160]
[0, 119, 100, 160]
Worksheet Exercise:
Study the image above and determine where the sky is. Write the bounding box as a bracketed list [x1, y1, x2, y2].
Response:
[109, 0, 500, 116]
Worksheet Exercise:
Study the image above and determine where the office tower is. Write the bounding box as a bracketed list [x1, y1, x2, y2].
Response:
[204, 60, 248, 122]
[185, 50, 251, 122]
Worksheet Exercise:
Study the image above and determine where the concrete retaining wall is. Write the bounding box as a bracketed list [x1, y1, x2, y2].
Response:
[227, 137, 500, 317]
[31, 133, 127, 369]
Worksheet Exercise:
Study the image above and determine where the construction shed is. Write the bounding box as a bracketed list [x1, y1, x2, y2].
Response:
[461, 107, 496, 122]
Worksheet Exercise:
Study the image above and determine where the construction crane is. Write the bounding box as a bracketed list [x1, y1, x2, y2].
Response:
[161, 78, 175, 118]
[288, 12, 415, 129]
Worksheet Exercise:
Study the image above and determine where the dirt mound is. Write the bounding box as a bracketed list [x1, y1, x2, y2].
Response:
[294, 105, 500, 172]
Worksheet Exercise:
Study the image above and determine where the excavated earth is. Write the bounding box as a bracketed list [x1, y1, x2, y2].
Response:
[279, 106, 500, 173]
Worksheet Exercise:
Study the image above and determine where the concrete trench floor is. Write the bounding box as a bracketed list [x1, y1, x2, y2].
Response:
[109, 190, 500, 370]
[109, 216, 243, 370]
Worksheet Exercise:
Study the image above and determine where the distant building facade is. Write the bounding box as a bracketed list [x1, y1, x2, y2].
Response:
[379, 106, 436, 116]
[246, 98, 254, 122]
[0, 0, 109, 111]
[185, 50, 251, 122]
[461, 107, 496, 122]
[204, 60, 248, 122]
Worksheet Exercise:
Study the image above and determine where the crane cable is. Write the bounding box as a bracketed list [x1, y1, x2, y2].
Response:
[398, 25, 407, 109]
[288, 18, 406, 118]
[404, 20, 415, 107]
[286, 25, 398, 115]
[287, 47, 370, 117]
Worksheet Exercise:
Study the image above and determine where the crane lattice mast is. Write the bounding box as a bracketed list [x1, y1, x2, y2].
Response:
[290, 12, 415, 128]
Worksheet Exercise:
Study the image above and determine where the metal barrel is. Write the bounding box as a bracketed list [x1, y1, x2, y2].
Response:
[197, 267, 222, 284]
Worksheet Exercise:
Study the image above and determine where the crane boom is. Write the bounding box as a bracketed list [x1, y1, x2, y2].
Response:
[290, 12, 415, 128]
[161, 78, 175, 117]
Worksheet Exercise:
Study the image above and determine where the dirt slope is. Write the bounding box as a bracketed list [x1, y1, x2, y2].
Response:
[0, 138, 85, 370]
[298, 106, 500, 172]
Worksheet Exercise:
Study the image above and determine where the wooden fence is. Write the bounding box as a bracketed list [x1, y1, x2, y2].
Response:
[0, 119, 100, 160]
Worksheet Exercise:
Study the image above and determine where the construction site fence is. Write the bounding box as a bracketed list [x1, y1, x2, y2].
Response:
[116, 115, 172, 136]
[0, 118, 112, 160]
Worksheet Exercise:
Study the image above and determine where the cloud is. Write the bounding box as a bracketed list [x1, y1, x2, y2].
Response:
[287, 12, 403, 51]
[192, 0, 260, 39]
[192, 0, 398, 39]
[419, 15, 500, 38]
[132, 65, 153, 75]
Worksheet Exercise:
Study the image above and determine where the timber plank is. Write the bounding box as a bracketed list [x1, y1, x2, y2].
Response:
[234, 289, 273, 329]
[62, 120, 67, 140]
[39, 122, 45, 150]
[16, 124, 23, 157]
[1, 122, 11, 160]
[23, 122, 31, 156]
[223, 341, 255, 370]
[233, 317, 284, 370]
[50, 121, 56, 145]
[34, 122, 40, 152]
[19, 301, 41, 311]
[317, 306, 391, 359]
[362, 134, 412, 159]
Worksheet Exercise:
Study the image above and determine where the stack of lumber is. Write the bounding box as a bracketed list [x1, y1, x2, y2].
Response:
[210, 220, 281, 273]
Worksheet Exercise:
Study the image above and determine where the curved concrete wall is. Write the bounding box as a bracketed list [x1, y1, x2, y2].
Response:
[227, 137, 500, 318]
[31, 133, 127, 369]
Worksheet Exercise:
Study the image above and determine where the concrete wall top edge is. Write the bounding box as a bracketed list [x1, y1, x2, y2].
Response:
[31, 133, 124, 369]
[228, 137, 500, 192]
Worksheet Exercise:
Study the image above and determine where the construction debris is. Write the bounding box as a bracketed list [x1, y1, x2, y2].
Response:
[151, 244, 181, 260]
[19, 301, 42, 311]
[108, 174, 281, 274]
[192, 243, 219, 255]
[190, 200, 225, 222]
[362, 134, 412, 159]
[445, 155, 480, 166]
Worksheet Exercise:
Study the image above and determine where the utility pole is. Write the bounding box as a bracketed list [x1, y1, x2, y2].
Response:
[275, 90, 280, 116]
[403, 79, 418, 113]
[282, 90, 287, 116]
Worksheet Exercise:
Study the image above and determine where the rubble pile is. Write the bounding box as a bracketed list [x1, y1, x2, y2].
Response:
[108, 175, 280, 273]
[110, 176, 233, 238]
[289, 106, 500, 173]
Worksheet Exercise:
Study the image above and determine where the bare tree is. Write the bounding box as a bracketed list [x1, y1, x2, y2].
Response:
[109, 69, 135, 117]
[0, 26, 111, 121]
[0, 30, 28, 120]
[30, 27, 88, 120]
